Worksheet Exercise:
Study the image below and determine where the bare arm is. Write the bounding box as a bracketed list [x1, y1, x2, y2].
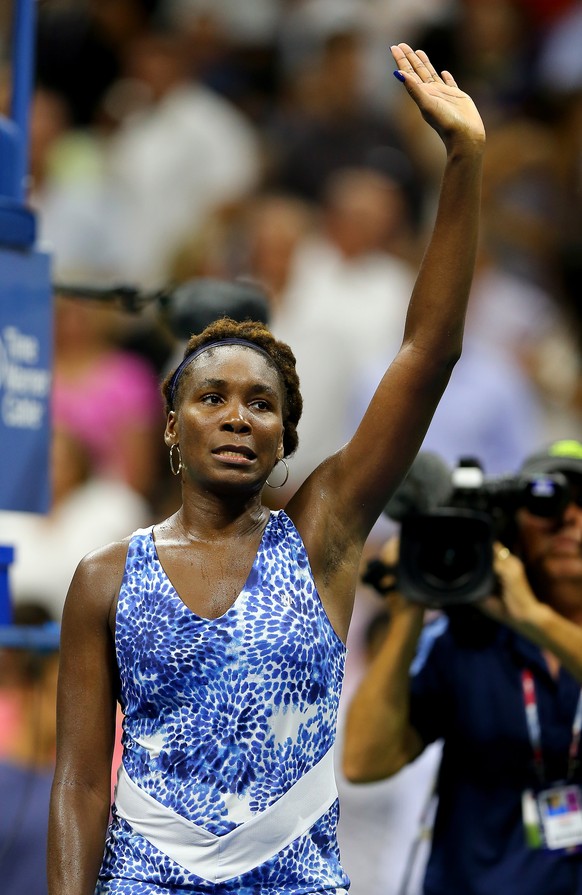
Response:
[47, 543, 127, 895]
[290, 45, 486, 584]
[341, 44, 486, 528]
[342, 591, 426, 782]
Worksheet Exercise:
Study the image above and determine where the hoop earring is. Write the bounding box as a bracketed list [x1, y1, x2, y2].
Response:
[169, 443, 183, 476]
[266, 457, 289, 489]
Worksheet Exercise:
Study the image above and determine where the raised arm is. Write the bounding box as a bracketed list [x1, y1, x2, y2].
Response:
[348, 44, 485, 518]
[290, 45, 486, 549]
[48, 544, 126, 895]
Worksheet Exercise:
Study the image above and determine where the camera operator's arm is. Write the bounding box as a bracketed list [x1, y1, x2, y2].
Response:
[343, 594, 426, 782]
[343, 541, 427, 782]
[479, 544, 582, 683]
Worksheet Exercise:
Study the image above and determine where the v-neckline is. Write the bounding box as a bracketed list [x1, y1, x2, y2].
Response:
[148, 513, 274, 621]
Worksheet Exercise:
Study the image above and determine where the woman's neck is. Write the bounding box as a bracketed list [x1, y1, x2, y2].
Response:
[168, 496, 269, 544]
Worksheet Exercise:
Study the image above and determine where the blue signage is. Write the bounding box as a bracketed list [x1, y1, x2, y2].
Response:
[0, 246, 53, 512]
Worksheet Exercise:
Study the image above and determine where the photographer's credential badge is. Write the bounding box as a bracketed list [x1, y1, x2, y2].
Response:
[521, 670, 582, 852]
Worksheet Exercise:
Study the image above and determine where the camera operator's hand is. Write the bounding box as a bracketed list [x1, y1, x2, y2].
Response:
[379, 538, 407, 613]
[478, 542, 582, 683]
[478, 541, 542, 629]
[377, 537, 428, 618]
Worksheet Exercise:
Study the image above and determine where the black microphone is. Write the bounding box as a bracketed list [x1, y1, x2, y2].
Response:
[53, 277, 272, 340]
[157, 278, 270, 339]
[383, 451, 454, 521]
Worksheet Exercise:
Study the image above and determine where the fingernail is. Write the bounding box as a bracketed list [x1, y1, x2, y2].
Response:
[393, 70, 406, 83]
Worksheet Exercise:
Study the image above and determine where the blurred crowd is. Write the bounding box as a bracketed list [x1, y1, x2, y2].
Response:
[1, 0, 581, 517]
[1, 1, 582, 893]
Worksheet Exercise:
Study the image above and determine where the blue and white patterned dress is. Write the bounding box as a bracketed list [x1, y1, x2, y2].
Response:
[96, 510, 349, 894]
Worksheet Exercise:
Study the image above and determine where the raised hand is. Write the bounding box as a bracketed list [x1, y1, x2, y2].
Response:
[391, 43, 486, 150]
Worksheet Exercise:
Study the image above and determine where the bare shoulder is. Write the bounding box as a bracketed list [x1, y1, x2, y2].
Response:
[63, 535, 133, 624]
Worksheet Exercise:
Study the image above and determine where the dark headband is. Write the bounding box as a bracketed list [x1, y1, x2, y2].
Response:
[167, 338, 274, 409]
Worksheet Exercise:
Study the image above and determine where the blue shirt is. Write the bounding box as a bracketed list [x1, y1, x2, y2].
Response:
[410, 614, 582, 895]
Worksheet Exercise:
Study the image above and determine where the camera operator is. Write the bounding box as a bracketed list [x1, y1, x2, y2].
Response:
[342, 439, 582, 895]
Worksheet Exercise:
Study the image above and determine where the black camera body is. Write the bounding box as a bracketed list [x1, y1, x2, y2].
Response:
[387, 458, 570, 608]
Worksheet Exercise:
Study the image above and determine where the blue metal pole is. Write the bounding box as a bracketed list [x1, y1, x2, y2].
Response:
[9, 0, 37, 202]
[0, 545, 14, 625]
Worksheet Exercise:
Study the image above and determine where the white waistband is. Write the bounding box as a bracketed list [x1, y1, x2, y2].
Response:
[114, 745, 338, 883]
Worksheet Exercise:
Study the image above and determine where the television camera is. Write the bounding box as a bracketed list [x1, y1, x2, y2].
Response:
[362, 452, 572, 608]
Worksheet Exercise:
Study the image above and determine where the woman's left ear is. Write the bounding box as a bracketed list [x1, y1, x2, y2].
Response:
[164, 411, 177, 444]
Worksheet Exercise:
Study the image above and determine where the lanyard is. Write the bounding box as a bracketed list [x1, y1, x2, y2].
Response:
[521, 669, 582, 784]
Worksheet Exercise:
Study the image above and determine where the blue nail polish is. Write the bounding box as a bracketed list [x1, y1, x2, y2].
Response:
[393, 70, 406, 83]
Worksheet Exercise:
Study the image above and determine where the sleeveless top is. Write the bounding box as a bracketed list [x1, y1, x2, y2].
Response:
[96, 510, 349, 895]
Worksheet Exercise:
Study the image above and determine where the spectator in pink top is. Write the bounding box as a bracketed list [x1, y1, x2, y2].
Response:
[52, 294, 164, 499]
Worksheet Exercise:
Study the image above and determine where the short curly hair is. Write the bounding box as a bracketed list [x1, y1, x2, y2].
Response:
[161, 317, 302, 457]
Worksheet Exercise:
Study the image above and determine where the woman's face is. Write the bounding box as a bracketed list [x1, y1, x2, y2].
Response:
[165, 346, 285, 492]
